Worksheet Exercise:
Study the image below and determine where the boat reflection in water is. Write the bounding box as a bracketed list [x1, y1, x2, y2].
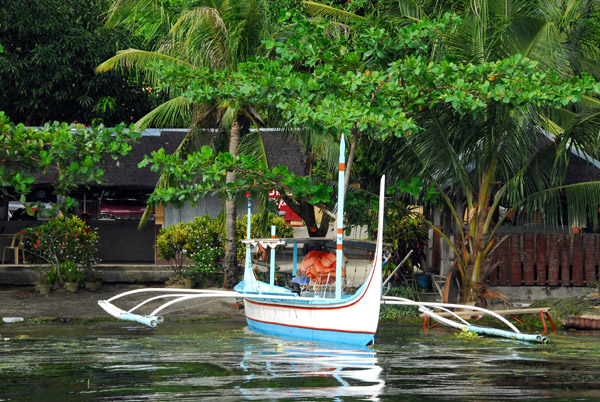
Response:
[238, 332, 384, 401]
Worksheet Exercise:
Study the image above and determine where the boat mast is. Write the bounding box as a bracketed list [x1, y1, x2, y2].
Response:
[240, 192, 259, 292]
[335, 134, 346, 299]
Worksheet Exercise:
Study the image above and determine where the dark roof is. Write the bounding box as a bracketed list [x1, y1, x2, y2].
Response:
[259, 129, 305, 176]
[536, 131, 600, 185]
[564, 152, 600, 184]
[98, 130, 187, 188]
[30, 130, 188, 189]
[30, 128, 305, 189]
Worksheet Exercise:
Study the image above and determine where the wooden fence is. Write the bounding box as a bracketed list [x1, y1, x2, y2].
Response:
[487, 233, 600, 287]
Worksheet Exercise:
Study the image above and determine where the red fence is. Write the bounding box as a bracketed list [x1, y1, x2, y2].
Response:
[488, 233, 599, 287]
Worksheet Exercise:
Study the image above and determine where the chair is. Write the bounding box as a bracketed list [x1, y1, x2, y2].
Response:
[2, 232, 26, 264]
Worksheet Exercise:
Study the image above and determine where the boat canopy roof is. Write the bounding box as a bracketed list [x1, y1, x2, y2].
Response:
[240, 237, 385, 251]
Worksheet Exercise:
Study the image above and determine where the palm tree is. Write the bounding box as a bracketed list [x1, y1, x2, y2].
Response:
[383, 0, 600, 303]
[96, 0, 270, 287]
[303, 0, 600, 303]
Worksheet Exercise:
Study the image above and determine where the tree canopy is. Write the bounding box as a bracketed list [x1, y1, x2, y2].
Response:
[142, 12, 600, 219]
[0, 112, 140, 214]
[0, 0, 157, 126]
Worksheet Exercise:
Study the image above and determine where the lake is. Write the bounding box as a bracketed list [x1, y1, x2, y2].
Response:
[0, 320, 598, 401]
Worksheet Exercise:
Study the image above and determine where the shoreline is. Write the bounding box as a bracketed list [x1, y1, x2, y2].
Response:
[0, 283, 246, 323]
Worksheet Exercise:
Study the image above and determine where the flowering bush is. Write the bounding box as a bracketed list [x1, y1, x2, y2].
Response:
[185, 216, 224, 275]
[156, 215, 224, 281]
[23, 216, 99, 283]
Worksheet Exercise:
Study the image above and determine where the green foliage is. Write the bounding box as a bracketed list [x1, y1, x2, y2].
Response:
[234, 212, 294, 262]
[184, 216, 225, 275]
[156, 221, 191, 280]
[383, 204, 428, 282]
[23, 216, 99, 268]
[60, 260, 85, 283]
[144, 12, 600, 224]
[395, 178, 438, 205]
[0, 112, 140, 212]
[141, 144, 333, 210]
[0, 0, 158, 125]
[456, 328, 479, 339]
[156, 215, 225, 280]
[380, 285, 422, 321]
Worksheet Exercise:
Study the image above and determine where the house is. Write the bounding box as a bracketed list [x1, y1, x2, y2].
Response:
[1, 128, 308, 263]
[0, 129, 188, 263]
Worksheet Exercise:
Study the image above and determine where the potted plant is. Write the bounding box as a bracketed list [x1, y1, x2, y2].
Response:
[61, 261, 83, 293]
[23, 216, 100, 286]
[84, 267, 103, 292]
[32, 265, 53, 295]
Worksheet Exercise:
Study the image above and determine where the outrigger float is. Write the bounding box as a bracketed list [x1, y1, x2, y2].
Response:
[99, 135, 549, 345]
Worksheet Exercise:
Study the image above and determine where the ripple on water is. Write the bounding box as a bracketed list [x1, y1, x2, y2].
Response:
[0, 321, 598, 401]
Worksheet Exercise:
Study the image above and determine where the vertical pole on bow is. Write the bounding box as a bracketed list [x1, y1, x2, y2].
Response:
[245, 193, 252, 269]
[335, 134, 346, 299]
[242, 192, 256, 290]
[293, 243, 298, 276]
[270, 225, 276, 292]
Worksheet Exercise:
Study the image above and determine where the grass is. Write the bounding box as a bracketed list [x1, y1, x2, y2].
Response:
[379, 285, 422, 321]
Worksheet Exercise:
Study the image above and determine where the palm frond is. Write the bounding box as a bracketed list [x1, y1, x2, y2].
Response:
[302, 1, 367, 23]
[378, 0, 427, 21]
[95, 48, 195, 88]
[169, 7, 230, 69]
[518, 181, 600, 230]
[238, 130, 268, 168]
[104, 0, 181, 45]
[134, 96, 192, 129]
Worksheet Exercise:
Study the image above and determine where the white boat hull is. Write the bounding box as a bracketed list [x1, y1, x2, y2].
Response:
[242, 174, 385, 346]
[244, 270, 382, 345]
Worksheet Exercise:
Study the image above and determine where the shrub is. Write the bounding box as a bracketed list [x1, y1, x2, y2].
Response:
[184, 216, 224, 276]
[156, 215, 225, 281]
[383, 208, 428, 285]
[156, 221, 191, 281]
[23, 216, 99, 283]
[156, 213, 292, 282]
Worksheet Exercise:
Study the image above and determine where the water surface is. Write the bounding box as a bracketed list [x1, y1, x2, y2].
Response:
[0, 320, 598, 401]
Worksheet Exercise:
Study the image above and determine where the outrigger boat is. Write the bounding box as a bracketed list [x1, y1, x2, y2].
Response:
[99, 135, 549, 345]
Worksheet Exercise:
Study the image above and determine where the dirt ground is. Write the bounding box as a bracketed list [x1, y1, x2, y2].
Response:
[0, 283, 246, 322]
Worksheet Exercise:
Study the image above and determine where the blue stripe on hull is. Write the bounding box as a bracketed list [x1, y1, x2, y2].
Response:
[246, 317, 375, 346]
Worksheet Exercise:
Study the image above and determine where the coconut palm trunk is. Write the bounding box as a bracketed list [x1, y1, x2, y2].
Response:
[223, 118, 241, 288]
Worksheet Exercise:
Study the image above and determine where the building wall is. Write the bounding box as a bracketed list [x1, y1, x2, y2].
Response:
[164, 195, 259, 227]
[0, 219, 155, 263]
[93, 220, 156, 263]
[164, 196, 223, 226]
